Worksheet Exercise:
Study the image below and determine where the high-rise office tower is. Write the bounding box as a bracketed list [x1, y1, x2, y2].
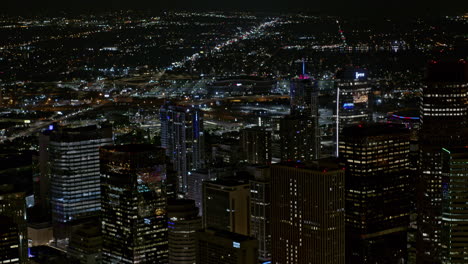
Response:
[167, 199, 202, 264]
[240, 127, 272, 165]
[279, 115, 320, 162]
[340, 123, 411, 264]
[0, 185, 28, 264]
[334, 66, 372, 156]
[249, 166, 271, 262]
[289, 78, 318, 117]
[271, 160, 345, 264]
[203, 180, 250, 236]
[417, 60, 468, 264]
[160, 104, 205, 194]
[441, 147, 468, 264]
[283, 77, 321, 162]
[49, 124, 112, 239]
[33, 128, 52, 217]
[196, 228, 258, 264]
[100, 144, 168, 263]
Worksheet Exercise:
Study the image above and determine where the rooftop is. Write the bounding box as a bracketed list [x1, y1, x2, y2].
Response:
[426, 60, 468, 82]
[275, 158, 343, 173]
[342, 123, 408, 138]
[442, 147, 468, 157]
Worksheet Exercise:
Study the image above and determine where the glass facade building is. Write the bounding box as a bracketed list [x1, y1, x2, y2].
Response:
[100, 144, 168, 263]
[441, 147, 468, 264]
[334, 67, 372, 156]
[49, 124, 112, 239]
[417, 60, 468, 264]
[160, 104, 205, 194]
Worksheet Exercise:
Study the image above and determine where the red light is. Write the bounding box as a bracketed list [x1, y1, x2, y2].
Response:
[358, 124, 363, 128]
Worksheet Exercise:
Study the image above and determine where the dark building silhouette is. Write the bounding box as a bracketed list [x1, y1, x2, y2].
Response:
[100, 144, 168, 263]
[280, 115, 320, 162]
[271, 160, 345, 264]
[67, 223, 102, 264]
[33, 128, 52, 218]
[340, 123, 411, 264]
[196, 228, 258, 264]
[202, 180, 250, 236]
[289, 78, 318, 117]
[240, 127, 272, 165]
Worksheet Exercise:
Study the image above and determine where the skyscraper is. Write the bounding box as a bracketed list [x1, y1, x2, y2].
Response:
[160, 104, 205, 194]
[417, 60, 468, 264]
[281, 77, 321, 162]
[240, 127, 272, 165]
[340, 123, 411, 264]
[203, 180, 250, 236]
[33, 128, 52, 217]
[271, 160, 345, 264]
[289, 78, 318, 117]
[249, 166, 271, 262]
[441, 147, 468, 264]
[196, 228, 258, 264]
[280, 115, 320, 162]
[334, 66, 372, 156]
[100, 144, 168, 263]
[167, 199, 202, 264]
[49, 124, 112, 239]
[0, 185, 28, 264]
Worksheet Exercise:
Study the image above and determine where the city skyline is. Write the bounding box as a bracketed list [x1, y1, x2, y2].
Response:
[2, 0, 467, 16]
[0, 7, 467, 264]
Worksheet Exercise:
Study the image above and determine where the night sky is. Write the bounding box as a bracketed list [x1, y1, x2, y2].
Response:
[3, 0, 467, 16]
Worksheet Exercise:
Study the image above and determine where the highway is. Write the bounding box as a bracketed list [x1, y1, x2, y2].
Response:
[0, 101, 109, 143]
